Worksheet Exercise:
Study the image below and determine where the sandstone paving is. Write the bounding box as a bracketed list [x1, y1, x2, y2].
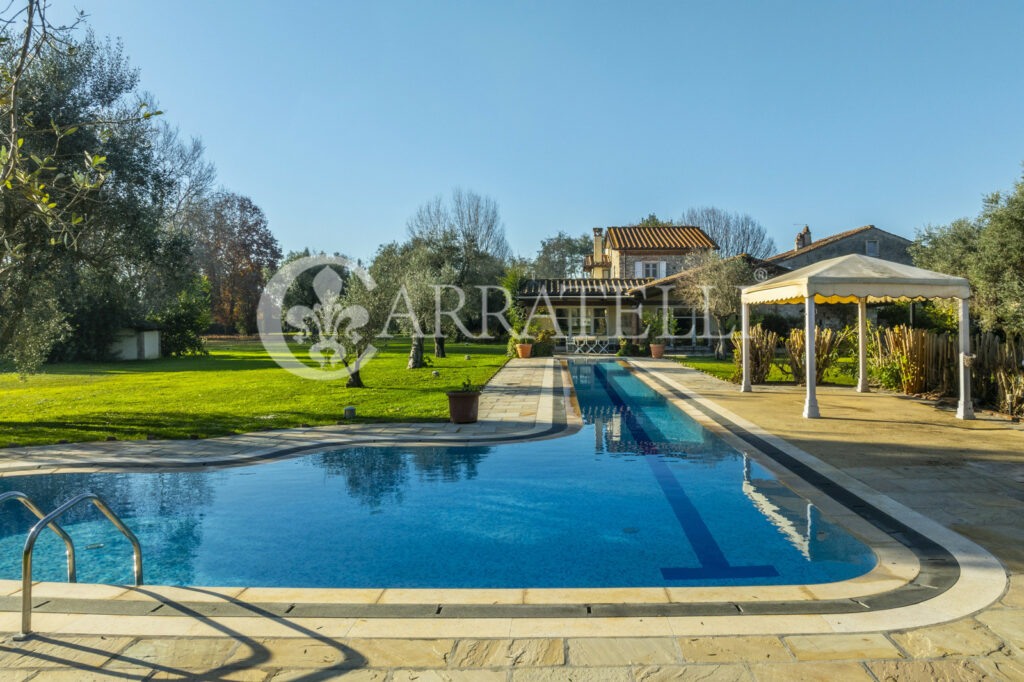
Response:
[389, 670, 508, 682]
[676, 636, 790, 663]
[105, 636, 238, 669]
[567, 637, 679, 666]
[867, 658, 1000, 682]
[974, 608, 1024, 649]
[448, 638, 564, 667]
[343, 638, 454, 668]
[782, 633, 903, 661]
[999, 574, 1024, 607]
[889, 618, 1013, 658]
[748, 661, 873, 681]
[269, 670, 386, 682]
[512, 666, 634, 681]
[0, 635, 133, 669]
[633, 663, 753, 681]
[224, 638, 353, 669]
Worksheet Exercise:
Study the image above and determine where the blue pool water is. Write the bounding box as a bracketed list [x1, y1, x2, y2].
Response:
[0, 360, 876, 588]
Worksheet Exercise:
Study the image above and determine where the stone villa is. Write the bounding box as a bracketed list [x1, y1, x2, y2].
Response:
[518, 223, 912, 352]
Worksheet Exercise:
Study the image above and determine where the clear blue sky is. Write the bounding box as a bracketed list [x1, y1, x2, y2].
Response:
[66, 1, 1024, 262]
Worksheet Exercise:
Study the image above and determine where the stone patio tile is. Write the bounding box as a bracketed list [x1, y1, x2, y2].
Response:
[0, 670, 33, 682]
[999, 574, 1024, 607]
[782, 633, 902, 661]
[567, 637, 679, 665]
[342, 638, 454, 667]
[115, 585, 246, 602]
[378, 589, 522, 605]
[270, 670, 384, 681]
[20, 671, 150, 681]
[512, 667, 633, 682]
[633, 664, 753, 681]
[975, 608, 1024, 647]
[225, 638, 349, 668]
[975, 657, 1024, 680]
[524, 588, 669, 604]
[677, 636, 790, 663]
[236, 587, 383, 604]
[149, 668, 270, 680]
[346, 617, 511, 639]
[448, 638, 564, 667]
[0, 635, 133, 669]
[890, 618, 1012, 658]
[867, 659, 997, 682]
[749, 661, 872, 681]
[106, 637, 238, 669]
[391, 670, 507, 682]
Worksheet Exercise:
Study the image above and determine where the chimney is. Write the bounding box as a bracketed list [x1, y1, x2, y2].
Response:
[593, 227, 604, 261]
[794, 225, 811, 250]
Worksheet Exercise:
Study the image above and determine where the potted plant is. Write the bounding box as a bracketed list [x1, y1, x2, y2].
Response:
[643, 307, 677, 359]
[511, 319, 538, 359]
[447, 378, 480, 423]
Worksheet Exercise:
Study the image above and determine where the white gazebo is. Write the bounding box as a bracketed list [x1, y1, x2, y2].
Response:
[739, 254, 974, 420]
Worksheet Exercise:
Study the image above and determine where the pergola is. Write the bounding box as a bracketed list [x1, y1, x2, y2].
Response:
[739, 254, 974, 420]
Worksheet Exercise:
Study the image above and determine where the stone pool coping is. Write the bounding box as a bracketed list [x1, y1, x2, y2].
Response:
[0, 357, 1008, 638]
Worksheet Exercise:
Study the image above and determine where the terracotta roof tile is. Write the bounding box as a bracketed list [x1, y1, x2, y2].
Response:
[605, 225, 718, 251]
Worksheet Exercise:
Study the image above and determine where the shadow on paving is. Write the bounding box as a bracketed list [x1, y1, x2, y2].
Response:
[1, 585, 370, 680]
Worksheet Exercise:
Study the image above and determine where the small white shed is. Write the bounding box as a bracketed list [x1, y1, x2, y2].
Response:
[111, 328, 161, 361]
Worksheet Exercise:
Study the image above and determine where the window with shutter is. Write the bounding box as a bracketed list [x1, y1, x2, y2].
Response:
[643, 262, 658, 278]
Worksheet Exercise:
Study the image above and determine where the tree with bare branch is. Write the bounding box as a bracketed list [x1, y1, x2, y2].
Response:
[679, 207, 776, 259]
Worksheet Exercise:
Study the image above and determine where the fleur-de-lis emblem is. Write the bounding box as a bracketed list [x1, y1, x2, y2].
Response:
[258, 254, 378, 381]
[284, 268, 367, 368]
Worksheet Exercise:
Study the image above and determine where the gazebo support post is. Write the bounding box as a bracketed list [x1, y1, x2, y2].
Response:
[803, 296, 820, 418]
[956, 297, 974, 420]
[857, 298, 869, 393]
[740, 302, 752, 392]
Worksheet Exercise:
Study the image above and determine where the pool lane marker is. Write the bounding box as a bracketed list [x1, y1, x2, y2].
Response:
[592, 362, 778, 581]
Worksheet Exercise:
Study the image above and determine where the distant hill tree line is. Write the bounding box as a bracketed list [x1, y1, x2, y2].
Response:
[0, 1, 281, 372]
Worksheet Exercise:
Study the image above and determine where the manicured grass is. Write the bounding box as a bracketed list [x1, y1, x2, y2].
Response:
[0, 339, 508, 447]
[675, 355, 858, 386]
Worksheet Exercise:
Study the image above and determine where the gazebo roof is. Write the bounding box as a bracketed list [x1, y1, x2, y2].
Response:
[741, 254, 970, 305]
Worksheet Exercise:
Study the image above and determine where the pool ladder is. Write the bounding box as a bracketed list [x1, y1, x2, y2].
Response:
[0, 491, 143, 640]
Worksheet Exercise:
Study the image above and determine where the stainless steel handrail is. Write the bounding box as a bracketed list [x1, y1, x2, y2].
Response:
[0, 491, 77, 582]
[16, 492, 143, 640]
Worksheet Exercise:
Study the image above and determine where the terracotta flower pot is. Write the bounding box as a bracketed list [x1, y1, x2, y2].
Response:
[650, 343, 666, 359]
[447, 391, 480, 423]
[516, 343, 533, 359]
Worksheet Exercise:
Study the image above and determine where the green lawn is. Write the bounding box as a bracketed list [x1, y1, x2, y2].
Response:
[675, 355, 858, 386]
[0, 339, 508, 447]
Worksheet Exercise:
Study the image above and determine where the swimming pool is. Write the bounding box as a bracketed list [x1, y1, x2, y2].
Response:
[0, 360, 876, 588]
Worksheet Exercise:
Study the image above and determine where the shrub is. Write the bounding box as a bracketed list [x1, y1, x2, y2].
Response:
[153, 277, 212, 357]
[731, 324, 779, 384]
[532, 328, 556, 357]
[996, 369, 1024, 417]
[753, 312, 795, 338]
[780, 326, 851, 385]
[616, 338, 643, 356]
[872, 325, 928, 394]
